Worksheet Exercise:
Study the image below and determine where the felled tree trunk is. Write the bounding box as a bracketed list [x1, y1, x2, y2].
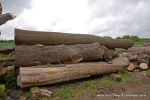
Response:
[15, 42, 104, 67]
[0, 13, 16, 25]
[17, 57, 129, 88]
[15, 29, 134, 49]
[128, 46, 150, 55]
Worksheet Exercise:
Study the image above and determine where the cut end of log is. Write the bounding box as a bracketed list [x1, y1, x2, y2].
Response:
[127, 63, 135, 71]
[139, 63, 148, 70]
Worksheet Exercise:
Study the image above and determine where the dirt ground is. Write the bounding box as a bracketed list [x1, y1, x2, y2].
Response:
[72, 71, 150, 100]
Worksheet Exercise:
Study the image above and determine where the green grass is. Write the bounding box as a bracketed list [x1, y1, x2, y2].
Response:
[0, 42, 14, 48]
[0, 84, 5, 99]
[52, 70, 137, 100]
[23, 91, 32, 98]
[5, 70, 18, 89]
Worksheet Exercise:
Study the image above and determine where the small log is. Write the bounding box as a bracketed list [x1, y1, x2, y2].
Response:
[143, 42, 150, 46]
[139, 63, 148, 70]
[15, 29, 134, 49]
[0, 13, 16, 25]
[15, 42, 104, 67]
[0, 67, 6, 76]
[0, 57, 15, 62]
[0, 47, 15, 54]
[30, 87, 52, 98]
[3, 61, 15, 67]
[128, 46, 150, 55]
[17, 57, 129, 88]
[127, 63, 135, 71]
[110, 73, 122, 82]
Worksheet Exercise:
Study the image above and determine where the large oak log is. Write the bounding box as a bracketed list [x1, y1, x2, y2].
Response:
[17, 57, 129, 88]
[15, 42, 104, 67]
[15, 29, 134, 49]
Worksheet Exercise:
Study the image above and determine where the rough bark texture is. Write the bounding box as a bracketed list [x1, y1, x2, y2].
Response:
[15, 42, 104, 67]
[0, 13, 15, 25]
[17, 57, 129, 88]
[15, 29, 134, 49]
[128, 46, 150, 55]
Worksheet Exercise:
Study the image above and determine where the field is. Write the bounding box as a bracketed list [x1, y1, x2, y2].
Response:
[0, 40, 14, 48]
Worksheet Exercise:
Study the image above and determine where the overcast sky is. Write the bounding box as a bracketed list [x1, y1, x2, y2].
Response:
[0, 0, 150, 40]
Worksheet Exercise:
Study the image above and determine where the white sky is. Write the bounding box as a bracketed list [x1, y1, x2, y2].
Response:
[0, 0, 150, 40]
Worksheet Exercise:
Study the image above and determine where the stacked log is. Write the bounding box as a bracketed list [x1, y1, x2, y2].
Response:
[0, 3, 15, 78]
[15, 29, 134, 49]
[17, 57, 129, 88]
[117, 46, 150, 71]
[15, 42, 104, 67]
[14, 28, 136, 88]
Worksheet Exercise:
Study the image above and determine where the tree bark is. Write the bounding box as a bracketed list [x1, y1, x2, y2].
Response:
[0, 13, 16, 25]
[128, 46, 150, 55]
[15, 42, 104, 67]
[17, 57, 129, 88]
[15, 29, 134, 49]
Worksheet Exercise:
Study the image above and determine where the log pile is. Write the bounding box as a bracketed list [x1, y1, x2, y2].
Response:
[14, 29, 136, 88]
[0, 3, 15, 77]
[117, 46, 150, 71]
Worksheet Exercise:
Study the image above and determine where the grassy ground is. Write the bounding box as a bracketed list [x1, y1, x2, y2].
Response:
[49, 70, 137, 100]
[0, 42, 14, 48]
[0, 69, 142, 100]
